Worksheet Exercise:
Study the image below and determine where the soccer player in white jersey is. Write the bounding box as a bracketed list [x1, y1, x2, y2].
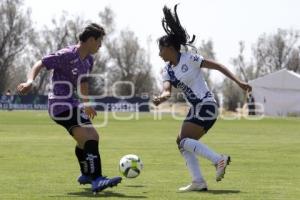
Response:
[153, 5, 252, 192]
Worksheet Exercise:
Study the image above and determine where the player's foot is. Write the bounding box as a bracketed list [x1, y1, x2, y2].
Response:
[92, 176, 122, 194]
[215, 155, 231, 182]
[179, 181, 208, 192]
[77, 174, 92, 185]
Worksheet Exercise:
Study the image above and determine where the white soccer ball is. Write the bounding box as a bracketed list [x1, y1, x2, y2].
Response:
[119, 154, 143, 178]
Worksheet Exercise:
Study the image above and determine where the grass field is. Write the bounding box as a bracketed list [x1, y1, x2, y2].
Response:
[0, 111, 300, 200]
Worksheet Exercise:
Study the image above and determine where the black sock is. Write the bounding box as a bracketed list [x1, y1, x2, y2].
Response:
[84, 140, 102, 180]
[75, 146, 88, 176]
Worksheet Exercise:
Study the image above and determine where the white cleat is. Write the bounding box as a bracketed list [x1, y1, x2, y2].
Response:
[179, 182, 208, 192]
[216, 155, 231, 182]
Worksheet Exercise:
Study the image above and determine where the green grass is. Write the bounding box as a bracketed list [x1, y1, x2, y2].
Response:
[0, 111, 300, 200]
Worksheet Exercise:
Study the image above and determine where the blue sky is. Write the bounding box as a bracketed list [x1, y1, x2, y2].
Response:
[25, 0, 300, 82]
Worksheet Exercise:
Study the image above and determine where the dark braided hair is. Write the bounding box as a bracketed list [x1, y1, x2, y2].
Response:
[159, 4, 195, 51]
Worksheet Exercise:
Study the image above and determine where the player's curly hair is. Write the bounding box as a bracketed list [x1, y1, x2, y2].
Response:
[158, 4, 195, 51]
[79, 23, 106, 42]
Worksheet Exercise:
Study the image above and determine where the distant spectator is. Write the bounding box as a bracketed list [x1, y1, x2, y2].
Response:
[1, 89, 13, 111]
[247, 93, 256, 115]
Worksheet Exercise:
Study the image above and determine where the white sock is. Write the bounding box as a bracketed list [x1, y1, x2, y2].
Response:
[180, 138, 222, 164]
[181, 150, 205, 183]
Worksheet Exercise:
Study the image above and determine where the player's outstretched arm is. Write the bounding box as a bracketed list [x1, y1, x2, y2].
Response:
[201, 59, 252, 92]
[153, 81, 172, 106]
[17, 60, 44, 95]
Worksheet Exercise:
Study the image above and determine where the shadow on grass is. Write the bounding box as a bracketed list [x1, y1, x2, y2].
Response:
[177, 189, 241, 194]
[48, 188, 147, 198]
[125, 185, 145, 188]
[205, 189, 241, 194]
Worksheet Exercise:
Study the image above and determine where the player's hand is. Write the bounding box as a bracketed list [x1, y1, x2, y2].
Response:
[238, 81, 252, 92]
[152, 96, 162, 106]
[84, 106, 97, 119]
[16, 82, 32, 95]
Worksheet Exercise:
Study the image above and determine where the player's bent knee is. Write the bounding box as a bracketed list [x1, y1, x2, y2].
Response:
[177, 137, 190, 151]
[177, 136, 189, 151]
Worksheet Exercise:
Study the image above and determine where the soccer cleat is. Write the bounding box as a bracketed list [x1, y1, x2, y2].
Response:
[179, 181, 208, 192]
[77, 174, 92, 185]
[215, 155, 231, 182]
[92, 176, 122, 194]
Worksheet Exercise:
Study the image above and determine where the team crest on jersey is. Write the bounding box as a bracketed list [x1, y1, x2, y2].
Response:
[181, 64, 188, 72]
[72, 68, 78, 75]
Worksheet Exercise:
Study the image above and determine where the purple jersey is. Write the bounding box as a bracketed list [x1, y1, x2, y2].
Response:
[42, 45, 93, 116]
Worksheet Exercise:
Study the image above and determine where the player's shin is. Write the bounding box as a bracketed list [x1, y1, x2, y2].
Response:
[180, 149, 205, 183]
[75, 146, 88, 175]
[180, 138, 221, 164]
[84, 140, 102, 180]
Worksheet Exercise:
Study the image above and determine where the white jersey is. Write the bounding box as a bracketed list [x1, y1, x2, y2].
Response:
[162, 52, 215, 105]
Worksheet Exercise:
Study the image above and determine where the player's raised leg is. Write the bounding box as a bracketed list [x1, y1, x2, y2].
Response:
[179, 122, 230, 182]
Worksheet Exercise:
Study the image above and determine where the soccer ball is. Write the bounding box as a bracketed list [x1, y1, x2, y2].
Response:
[119, 154, 143, 178]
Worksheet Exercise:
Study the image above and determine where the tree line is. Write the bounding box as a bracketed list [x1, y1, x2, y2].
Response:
[0, 0, 156, 98]
[1, 0, 300, 110]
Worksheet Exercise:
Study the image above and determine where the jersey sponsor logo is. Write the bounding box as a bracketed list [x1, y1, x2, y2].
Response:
[167, 65, 199, 103]
[181, 64, 188, 73]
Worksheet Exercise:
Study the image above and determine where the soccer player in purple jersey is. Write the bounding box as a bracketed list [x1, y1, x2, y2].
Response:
[153, 5, 252, 192]
[17, 23, 121, 194]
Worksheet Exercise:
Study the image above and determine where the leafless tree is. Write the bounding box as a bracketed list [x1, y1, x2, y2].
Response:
[285, 48, 300, 72]
[0, 0, 33, 93]
[28, 13, 87, 94]
[198, 39, 216, 88]
[252, 28, 300, 75]
[221, 41, 250, 111]
[98, 7, 155, 97]
[222, 28, 300, 111]
[105, 30, 155, 96]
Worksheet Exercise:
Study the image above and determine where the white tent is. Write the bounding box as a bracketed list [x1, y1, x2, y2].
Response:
[249, 69, 300, 116]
